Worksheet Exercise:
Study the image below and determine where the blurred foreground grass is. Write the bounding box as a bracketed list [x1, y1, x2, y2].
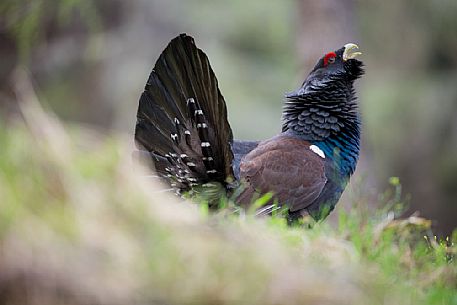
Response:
[0, 83, 456, 304]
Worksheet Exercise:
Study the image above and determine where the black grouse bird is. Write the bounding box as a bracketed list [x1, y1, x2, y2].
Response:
[134, 34, 364, 220]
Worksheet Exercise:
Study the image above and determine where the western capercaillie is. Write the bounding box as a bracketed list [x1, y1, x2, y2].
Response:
[134, 34, 364, 221]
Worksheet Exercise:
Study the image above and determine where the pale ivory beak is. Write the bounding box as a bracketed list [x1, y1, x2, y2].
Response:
[343, 43, 362, 61]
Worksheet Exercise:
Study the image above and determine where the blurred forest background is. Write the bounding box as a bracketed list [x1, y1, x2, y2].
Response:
[1, 0, 456, 234]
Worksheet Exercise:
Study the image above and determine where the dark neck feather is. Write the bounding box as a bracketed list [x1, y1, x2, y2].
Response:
[282, 78, 360, 176]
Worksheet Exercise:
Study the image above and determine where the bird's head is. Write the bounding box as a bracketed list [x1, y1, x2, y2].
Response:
[296, 43, 364, 95]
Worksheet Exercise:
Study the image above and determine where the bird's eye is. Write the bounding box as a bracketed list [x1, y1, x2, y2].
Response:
[324, 52, 337, 66]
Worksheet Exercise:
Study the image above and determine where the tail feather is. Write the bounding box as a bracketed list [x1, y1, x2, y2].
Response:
[135, 34, 234, 192]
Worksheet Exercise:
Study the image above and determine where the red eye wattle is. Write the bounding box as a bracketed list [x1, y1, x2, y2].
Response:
[324, 52, 337, 66]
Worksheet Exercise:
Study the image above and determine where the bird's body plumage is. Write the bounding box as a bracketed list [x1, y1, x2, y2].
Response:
[237, 135, 327, 213]
[134, 34, 364, 221]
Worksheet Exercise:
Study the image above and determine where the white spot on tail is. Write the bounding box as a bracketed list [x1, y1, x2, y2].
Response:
[171, 133, 178, 141]
[195, 110, 203, 115]
[206, 169, 217, 174]
[201, 142, 210, 147]
[309, 145, 325, 159]
[184, 130, 191, 135]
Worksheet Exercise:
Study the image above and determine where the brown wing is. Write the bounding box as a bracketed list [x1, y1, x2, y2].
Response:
[238, 135, 327, 212]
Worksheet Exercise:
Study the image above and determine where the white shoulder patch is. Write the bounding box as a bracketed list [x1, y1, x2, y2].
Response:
[309, 145, 325, 159]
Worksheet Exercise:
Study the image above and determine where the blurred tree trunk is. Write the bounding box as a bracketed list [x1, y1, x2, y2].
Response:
[296, 0, 380, 218]
[297, 0, 356, 71]
[0, 33, 19, 119]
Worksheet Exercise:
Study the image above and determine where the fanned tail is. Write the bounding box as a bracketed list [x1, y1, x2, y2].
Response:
[134, 34, 234, 193]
